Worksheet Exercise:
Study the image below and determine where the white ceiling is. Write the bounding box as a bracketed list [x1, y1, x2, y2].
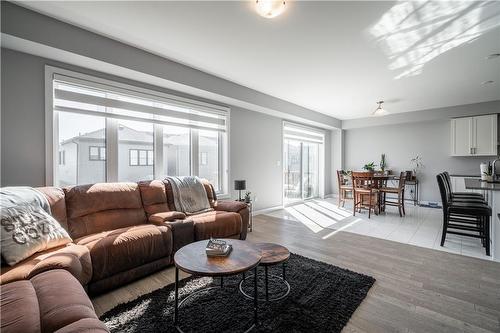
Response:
[18, 1, 500, 120]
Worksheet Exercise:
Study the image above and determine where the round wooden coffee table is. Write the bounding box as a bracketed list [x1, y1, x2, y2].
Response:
[239, 242, 290, 302]
[173, 239, 261, 333]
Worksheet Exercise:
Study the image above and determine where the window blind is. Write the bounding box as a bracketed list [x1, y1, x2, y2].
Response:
[283, 123, 325, 144]
[53, 74, 227, 132]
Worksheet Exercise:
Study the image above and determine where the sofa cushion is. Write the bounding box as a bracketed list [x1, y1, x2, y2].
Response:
[0, 279, 40, 333]
[54, 318, 109, 333]
[75, 224, 172, 281]
[190, 211, 242, 240]
[138, 180, 170, 217]
[0, 244, 92, 286]
[201, 179, 217, 208]
[64, 183, 146, 239]
[36, 187, 68, 230]
[0, 269, 107, 333]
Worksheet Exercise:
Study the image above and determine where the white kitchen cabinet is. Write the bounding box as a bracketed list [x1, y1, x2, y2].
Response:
[451, 114, 498, 156]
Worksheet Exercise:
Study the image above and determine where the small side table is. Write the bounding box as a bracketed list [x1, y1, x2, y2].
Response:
[239, 242, 290, 302]
[237, 200, 253, 232]
[405, 179, 419, 206]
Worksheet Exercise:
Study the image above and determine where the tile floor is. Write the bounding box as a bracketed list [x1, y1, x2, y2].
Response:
[262, 197, 492, 261]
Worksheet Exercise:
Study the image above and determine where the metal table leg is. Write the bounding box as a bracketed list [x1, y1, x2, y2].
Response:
[174, 266, 179, 326]
[253, 266, 258, 325]
[265, 266, 269, 301]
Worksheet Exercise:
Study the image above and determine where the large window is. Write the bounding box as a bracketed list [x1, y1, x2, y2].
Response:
[48, 67, 229, 194]
[283, 122, 324, 203]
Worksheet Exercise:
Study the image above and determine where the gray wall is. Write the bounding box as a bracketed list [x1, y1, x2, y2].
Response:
[1, 48, 47, 186]
[229, 108, 283, 209]
[344, 108, 500, 202]
[1, 48, 334, 210]
[1, 2, 341, 130]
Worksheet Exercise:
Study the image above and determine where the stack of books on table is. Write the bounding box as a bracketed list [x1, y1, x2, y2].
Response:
[206, 238, 232, 257]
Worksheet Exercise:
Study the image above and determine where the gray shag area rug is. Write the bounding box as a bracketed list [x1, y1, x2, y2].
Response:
[101, 253, 375, 333]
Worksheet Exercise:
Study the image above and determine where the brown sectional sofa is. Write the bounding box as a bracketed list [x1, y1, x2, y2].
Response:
[1, 269, 108, 333]
[1, 178, 249, 332]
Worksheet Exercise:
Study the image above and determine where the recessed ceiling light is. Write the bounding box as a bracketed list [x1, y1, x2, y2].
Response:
[481, 80, 495, 85]
[486, 54, 500, 60]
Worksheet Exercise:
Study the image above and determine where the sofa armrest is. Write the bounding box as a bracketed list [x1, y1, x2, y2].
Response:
[149, 211, 186, 225]
[161, 219, 194, 252]
[215, 201, 249, 240]
[29, 244, 93, 286]
[1, 244, 92, 286]
[215, 200, 247, 213]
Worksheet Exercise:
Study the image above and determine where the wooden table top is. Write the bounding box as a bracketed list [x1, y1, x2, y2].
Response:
[255, 243, 290, 265]
[174, 239, 261, 276]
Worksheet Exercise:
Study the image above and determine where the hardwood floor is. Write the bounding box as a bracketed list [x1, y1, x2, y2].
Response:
[92, 214, 500, 332]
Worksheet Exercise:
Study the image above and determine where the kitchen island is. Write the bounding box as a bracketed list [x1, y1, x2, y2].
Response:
[465, 178, 500, 261]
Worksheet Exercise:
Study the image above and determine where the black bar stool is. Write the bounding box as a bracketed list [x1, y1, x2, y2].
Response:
[436, 173, 491, 256]
[442, 172, 485, 200]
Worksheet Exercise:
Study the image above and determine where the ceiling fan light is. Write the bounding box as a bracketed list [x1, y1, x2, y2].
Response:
[256, 0, 286, 18]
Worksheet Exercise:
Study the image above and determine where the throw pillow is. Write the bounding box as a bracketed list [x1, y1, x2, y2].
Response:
[1, 206, 72, 265]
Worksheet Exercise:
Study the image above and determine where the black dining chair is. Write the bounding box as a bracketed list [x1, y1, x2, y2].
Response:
[436, 173, 491, 256]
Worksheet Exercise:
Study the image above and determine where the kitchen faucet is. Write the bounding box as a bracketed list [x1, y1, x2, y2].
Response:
[493, 157, 500, 180]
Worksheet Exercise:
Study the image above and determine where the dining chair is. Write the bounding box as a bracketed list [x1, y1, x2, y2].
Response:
[337, 170, 353, 207]
[380, 171, 406, 217]
[352, 171, 379, 218]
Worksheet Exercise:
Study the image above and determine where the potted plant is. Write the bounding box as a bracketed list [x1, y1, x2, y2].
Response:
[244, 191, 252, 203]
[380, 154, 387, 173]
[410, 155, 424, 177]
[363, 162, 376, 172]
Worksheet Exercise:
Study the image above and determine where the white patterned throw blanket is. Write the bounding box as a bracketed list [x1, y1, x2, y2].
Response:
[166, 176, 213, 215]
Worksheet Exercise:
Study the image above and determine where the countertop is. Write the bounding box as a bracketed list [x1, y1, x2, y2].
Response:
[464, 178, 500, 191]
[450, 174, 481, 178]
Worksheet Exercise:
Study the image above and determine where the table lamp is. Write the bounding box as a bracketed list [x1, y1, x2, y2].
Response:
[234, 180, 246, 201]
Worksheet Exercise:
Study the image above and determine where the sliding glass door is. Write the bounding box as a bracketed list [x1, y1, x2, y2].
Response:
[284, 139, 302, 201]
[283, 129, 322, 204]
[302, 142, 319, 199]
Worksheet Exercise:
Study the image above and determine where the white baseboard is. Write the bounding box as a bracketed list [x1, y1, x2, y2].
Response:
[252, 205, 284, 216]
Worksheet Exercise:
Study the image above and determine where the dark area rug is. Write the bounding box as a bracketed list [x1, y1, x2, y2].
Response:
[101, 253, 375, 333]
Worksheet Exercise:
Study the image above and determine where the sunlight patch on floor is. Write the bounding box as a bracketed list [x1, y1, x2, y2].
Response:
[304, 201, 348, 221]
[284, 206, 324, 233]
[322, 218, 363, 240]
[293, 203, 339, 228]
[312, 200, 352, 218]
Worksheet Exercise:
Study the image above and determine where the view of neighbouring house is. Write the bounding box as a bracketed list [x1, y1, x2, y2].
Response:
[58, 125, 218, 187]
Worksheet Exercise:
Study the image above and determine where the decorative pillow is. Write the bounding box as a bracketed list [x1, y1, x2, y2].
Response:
[0, 206, 72, 265]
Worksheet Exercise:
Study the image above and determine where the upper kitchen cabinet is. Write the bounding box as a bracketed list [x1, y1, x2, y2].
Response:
[451, 114, 498, 156]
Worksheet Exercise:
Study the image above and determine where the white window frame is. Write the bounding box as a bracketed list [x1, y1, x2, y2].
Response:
[45, 66, 230, 196]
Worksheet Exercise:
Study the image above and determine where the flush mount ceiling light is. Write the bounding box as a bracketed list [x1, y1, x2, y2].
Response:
[255, 0, 286, 18]
[481, 80, 495, 85]
[372, 101, 389, 117]
[486, 53, 500, 60]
